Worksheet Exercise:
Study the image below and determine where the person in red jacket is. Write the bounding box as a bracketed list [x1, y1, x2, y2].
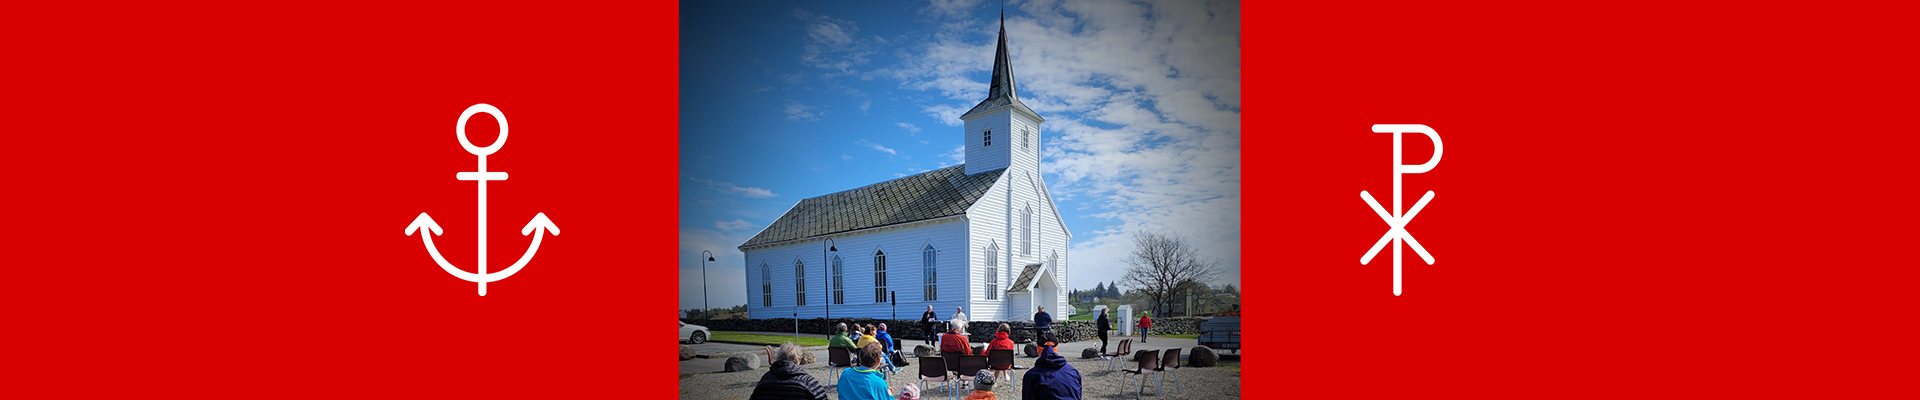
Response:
[1138, 313, 1153, 343]
[939, 320, 973, 355]
[988, 323, 1017, 351]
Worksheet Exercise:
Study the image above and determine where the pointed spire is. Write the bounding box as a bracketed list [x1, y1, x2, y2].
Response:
[985, 5, 1018, 102]
[961, 1, 1040, 122]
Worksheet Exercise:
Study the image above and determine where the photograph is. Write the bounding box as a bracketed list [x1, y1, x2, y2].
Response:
[677, 1, 1242, 399]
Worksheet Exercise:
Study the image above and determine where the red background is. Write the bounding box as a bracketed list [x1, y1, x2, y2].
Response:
[7, 2, 674, 397]
[1249, 0, 1915, 397]
[5, 0, 1915, 397]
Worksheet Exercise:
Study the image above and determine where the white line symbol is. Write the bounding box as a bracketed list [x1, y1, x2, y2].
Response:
[404, 104, 560, 296]
[1360, 124, 1441, 296]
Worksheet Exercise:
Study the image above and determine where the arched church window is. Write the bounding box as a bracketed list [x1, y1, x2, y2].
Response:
[1023, 204, 1033, 256]
[795, 260, 807, 306]
[922, 244, 939, 302]
[761, 261, 772, 307]
[986, 242, 999, 300]
[831, 254, 844, 305]
[874, 250, 888, 303]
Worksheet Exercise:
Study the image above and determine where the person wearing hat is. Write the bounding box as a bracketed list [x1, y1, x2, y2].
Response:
[1021, 342, 1082, 400]
[963, 372, 999, 400]
[897, 383, 920, 400]
[837, 342, 893, 400]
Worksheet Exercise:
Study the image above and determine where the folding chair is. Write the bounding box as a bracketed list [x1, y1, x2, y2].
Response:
[918, 356, 955, 400]
[941, 351, 964, 379]
[1103, 339, 1134, 371]
[827, 347, 851, 386]
[1155, 348, 1182, 394]
[988, 349, 1019, 392]
[1118, 350, 1159, 399]
[954, 355, 989, 393]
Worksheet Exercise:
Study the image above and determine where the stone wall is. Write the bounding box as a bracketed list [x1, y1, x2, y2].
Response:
[683, 316, 1212, 342]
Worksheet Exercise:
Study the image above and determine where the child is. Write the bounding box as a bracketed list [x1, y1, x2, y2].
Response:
[964, 374, 998, 400]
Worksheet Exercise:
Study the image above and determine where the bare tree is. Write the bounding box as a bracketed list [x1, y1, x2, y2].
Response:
[1119, 231, 1222, 317]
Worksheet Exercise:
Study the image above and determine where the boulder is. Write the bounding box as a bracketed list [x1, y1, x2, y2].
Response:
[724, 355, 760, 372]
[1023, 343, 1039, 357]
[679, 345, 695, 361]
[915, 345, 935, 358]
[800, 351, 818, 365]
[1080, 348, 1101, 359]
[1188, 346, 1219, 367]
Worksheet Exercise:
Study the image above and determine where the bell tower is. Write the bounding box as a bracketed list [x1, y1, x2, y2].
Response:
[961, 10, 1043, 176]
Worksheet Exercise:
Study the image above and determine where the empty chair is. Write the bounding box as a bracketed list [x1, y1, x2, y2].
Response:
[1155, 348, 1182, 394]
[954, 355, 989, 392]
[1118, 350, 1159, 399]
[919, 356, 955, 400]
[942, 351, 964, 376]
[827, 346, 852, 386]
[987, 349, 1018, 392]
[1103, 339, 1134, 371]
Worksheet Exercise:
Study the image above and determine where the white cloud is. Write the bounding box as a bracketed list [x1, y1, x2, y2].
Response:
[687, 177, 780, 198]
[940, 145, 966, 165]
[860, 99, 873, 112]
[923, 0, 987, 19]
[842, 153, 854, 161]
[784, 100, 821, 121]
[856, 139, 898, 156]
[896, 122, 923, 133]
[792, 7, 876, 73]
[714, 219, 758, 231]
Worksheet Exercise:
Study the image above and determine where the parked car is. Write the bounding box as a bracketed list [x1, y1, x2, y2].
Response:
[680, 320, 710, 344]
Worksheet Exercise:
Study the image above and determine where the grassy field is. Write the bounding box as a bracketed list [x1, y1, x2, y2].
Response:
[1069, 313, 1096, 321]
[708, 332, 829, 347]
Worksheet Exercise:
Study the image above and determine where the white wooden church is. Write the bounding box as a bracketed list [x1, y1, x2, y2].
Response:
[740, 17, 1068, 322]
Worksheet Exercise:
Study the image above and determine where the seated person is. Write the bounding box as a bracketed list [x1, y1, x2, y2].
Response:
[749, 342, 831, 400]
[836, 342, 893, 400]
[939, 320, 973, 355]
[1021, 342, 1082, 400]
[828, 323, 857, 365]
[988, 323, 1017, 352]
[963, 373, 998, 400]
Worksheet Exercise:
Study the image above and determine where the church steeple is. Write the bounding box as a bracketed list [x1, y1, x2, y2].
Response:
[961, 3, 1043, 176]
[986, 8, 1017, 101]
[960, 7, 1038, 121]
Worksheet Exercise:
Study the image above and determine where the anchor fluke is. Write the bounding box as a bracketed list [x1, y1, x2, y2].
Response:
[406, 213, 443, 236]
[522, 212, 560, 236]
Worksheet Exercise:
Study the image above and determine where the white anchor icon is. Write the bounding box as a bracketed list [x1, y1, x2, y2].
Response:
[405, 104, 560, 296]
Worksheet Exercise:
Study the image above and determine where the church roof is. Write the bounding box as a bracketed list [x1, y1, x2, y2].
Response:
[740, 165, 1006, 249]
[960, 13, 1040, 121]
[1006, 262, 1046, 293]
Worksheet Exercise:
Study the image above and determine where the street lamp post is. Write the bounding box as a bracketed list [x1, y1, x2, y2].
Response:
[823, 238, 837, 321]
[701, 250, 715, 313]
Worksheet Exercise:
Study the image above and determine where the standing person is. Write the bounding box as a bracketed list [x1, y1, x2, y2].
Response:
[837, 342, 893, 400]
[1031, 306, 1054, 344]
[1137, 313, 1152, 343]
[1021, 342, 1082, 400]
[749, 342, 831, 400]
[1094, 308, 1112, 354]
[951, 306, 970, 337]
[922, 305, 940, 346]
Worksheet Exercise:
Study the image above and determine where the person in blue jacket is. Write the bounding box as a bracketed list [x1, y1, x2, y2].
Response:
[876, 323, 901, 367]
[838, 342, 893, 400]
[1022, 342, 1083, 400]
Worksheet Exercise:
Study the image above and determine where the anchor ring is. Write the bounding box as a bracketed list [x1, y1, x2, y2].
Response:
[456, 103, 508, 156]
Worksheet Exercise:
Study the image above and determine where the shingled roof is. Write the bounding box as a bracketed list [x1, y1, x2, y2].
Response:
[1006, 262, 1046, 293]
[740, 165, 1006, 249]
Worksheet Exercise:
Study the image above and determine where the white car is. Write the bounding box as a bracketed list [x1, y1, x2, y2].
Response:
[679, 320, 710, 344]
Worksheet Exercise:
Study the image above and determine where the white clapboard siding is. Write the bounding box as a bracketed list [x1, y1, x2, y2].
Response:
[743, 219, 972, 320]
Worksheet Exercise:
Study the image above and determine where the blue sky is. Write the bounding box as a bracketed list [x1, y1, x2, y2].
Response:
[679, 0, 1241, 311]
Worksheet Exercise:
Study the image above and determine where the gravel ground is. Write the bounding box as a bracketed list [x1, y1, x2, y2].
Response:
[680, 354, 1239, 400]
